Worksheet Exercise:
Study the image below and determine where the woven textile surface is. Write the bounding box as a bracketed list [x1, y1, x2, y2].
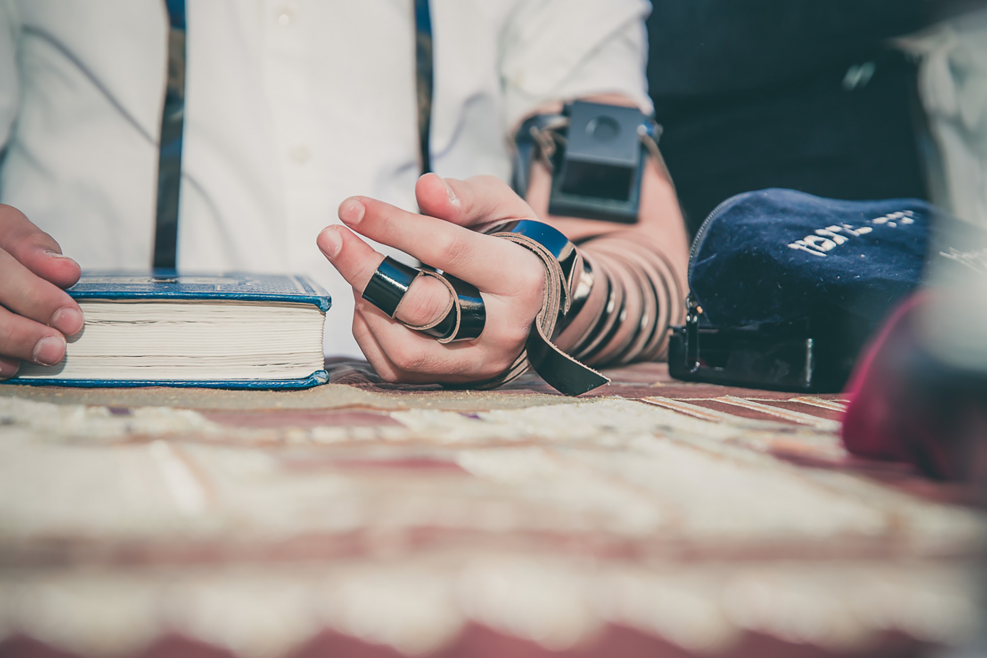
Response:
[0, 361, 983, 657]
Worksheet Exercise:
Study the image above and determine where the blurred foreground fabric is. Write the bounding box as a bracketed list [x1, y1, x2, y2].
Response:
[0, 361, 983, 657]
[842, 293, 987, 482]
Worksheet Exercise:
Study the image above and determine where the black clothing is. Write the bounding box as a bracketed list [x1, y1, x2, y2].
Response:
[647, 1, 939, 236]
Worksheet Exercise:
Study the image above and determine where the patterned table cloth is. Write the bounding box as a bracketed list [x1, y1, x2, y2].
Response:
[0, 361, 983, 658]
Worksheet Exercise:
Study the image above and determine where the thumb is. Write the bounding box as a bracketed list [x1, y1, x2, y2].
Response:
[415, 173, 535, 230]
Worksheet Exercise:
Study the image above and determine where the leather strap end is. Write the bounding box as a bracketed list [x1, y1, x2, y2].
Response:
[527, 322, 610, 396]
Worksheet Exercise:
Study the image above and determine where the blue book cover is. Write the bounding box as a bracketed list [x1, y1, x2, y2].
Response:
[67, 271, 332, 311]
[4, 271, 332, 390]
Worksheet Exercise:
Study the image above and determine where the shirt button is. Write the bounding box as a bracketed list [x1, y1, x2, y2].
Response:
[277, 4, 297, 26]
[289, 145, 311, 164]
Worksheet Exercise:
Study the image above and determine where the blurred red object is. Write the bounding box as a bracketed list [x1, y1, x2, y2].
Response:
[841, 293, 987, 482]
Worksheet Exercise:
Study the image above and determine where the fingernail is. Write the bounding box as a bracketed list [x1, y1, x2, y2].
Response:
[33, 335, 66, 366]
[51, 306, 84, 336]
[338, 198, 365, 225]
[318, 227, 341, 259]
[443, 180, 459, 205]
[44, 250, 75, 262]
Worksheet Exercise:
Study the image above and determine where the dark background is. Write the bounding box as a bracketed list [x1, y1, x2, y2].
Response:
[644, 0, 968, 235]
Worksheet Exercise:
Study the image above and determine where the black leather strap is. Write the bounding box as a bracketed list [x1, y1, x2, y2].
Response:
[413, 0, 434, 175]
[362, 256, 421, 318]
[410, 271, 486, 343]
[483, 219, 610, 396]
[153, 0, 186, 270]
[511, 113, 567, 200]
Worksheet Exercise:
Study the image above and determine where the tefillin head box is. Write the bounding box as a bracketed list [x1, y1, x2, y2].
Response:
[549, 101, 648, 223]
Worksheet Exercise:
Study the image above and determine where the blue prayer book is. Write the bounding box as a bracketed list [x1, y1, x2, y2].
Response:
[6, 272, 331, 389]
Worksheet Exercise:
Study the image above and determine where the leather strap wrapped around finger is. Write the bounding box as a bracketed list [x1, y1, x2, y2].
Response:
[362, 256, 421, 318]
[477, 219, 610, 396]
[405, 270, 486, 343]
[363, 256, 486, 343]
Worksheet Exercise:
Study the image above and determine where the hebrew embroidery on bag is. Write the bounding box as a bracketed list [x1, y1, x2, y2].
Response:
[787, 211, 916, 257]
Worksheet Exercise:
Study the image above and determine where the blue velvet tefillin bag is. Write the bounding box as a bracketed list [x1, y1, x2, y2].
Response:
[668, 188, 937, 392]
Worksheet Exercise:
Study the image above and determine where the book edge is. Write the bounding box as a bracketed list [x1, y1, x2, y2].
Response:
[1, 370, 330, 390]
[68, 273, 332, 313]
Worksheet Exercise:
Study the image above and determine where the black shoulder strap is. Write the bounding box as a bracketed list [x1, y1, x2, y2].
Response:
[153, 0, 186, 270]
[413, 0, 434, 175]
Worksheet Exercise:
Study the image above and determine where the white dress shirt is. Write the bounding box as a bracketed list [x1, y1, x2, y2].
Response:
[902, 9, 987, 228]
[0, 0, 651, 357]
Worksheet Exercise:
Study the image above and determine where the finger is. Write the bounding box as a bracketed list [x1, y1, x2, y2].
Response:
[351, 305, 403, 383]
[335, 197, 542, 295]
[357, 296, 518, 382]
[0, 305, 68, 366]
[0, 356, 20, 381]
[356, 296, 462, 378]
[352, 303, 441, 385]
[414, 174, 536, 230]
[0, 249, 84, 336]
[0, 205, 81, 289]
[318, 225, 454, 328]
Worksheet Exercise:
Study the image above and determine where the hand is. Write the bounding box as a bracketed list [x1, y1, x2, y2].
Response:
[317, 174, 547, 384]
[0, 205, 84, 380]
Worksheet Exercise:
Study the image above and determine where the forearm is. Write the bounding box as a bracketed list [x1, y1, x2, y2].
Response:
[522, 102, 690, 365]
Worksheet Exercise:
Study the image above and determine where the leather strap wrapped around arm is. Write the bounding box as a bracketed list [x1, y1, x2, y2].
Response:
[462, 222, 682, 397]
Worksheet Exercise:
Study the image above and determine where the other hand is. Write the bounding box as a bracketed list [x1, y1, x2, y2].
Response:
[0, 205, 83, 380]
[317, 174, 546, 384]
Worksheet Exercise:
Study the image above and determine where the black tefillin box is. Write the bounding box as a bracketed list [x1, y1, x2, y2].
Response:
[549, 102, 648, 224]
